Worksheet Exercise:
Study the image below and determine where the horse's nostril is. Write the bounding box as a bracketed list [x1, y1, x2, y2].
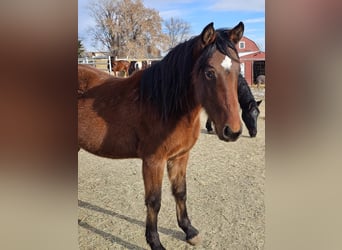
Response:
[223, 126, 231, 139]
[223, 125, 242, 141]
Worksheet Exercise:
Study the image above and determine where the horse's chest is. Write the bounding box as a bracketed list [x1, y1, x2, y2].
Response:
[166, 119, 200, 158]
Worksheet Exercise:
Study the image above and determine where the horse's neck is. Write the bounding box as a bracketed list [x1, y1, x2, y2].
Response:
[238, 89, 255, 111]
[187, 105, 202, 123]
[244, 101, 257, 113]
[177, 86, 202, 124]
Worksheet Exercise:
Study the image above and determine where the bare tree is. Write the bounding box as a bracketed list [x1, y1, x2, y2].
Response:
[256, 41, 265, 51]
[164, 17, 191, 50]
[87, 0, 167, 58]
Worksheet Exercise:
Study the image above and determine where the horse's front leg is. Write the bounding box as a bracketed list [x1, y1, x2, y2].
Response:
[167, 153, 201, 245]
[205, 118, 214, 133]
[143, 158, 166, 250]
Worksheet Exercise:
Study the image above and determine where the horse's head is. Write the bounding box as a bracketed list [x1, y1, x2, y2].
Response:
[242, 100, 262, 137]
[192, 22, 244, 142]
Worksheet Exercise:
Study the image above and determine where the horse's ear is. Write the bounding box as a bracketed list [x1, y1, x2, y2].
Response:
[256, 100, 262, 106]
[200, 22, 216, 46]
[228, 22, 244, 44]
[249, 101, 254, 110]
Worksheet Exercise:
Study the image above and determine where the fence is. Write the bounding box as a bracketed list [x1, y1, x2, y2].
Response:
[78, 56, 112, 73]
[78, 56, 163, 75]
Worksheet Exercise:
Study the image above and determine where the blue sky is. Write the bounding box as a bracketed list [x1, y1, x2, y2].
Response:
[78, 0, 265, 52]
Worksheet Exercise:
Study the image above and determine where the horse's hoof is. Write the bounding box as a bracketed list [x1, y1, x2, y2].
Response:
[187, 234, 202, 246]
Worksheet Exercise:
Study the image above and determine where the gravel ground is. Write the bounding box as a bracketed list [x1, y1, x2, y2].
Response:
[78, 87, 265, 250]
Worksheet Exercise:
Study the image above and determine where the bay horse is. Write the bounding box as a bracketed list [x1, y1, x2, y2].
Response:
[206, 74, 262, 137]
[112, 60, 130, 77]
[78, 21, 244, 250]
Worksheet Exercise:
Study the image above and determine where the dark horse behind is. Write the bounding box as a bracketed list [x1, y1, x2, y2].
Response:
[78, 22, 244, 250]
[206, 74, 262, 137]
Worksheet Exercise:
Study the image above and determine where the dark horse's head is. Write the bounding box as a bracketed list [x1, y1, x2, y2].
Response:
[242, 100, 262, 137]
[237, 74, 262, 137]
[193, 22, 244, 141]
[141, 22, 244, 142]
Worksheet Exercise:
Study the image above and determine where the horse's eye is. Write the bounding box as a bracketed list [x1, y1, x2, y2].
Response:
[205, 70, 216, 80]
[252, 109, 259, 116]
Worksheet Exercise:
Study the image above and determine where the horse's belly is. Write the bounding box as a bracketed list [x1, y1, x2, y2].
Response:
[78, 102, 107, 152]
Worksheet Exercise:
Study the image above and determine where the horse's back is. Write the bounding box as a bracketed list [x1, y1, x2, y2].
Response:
[78, 64, 112, 94]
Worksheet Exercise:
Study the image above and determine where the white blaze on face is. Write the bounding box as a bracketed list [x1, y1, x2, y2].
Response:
[221, 55, 232, 71]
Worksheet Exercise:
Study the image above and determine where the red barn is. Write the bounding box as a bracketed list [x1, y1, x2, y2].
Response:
[237, 36, 265, 85]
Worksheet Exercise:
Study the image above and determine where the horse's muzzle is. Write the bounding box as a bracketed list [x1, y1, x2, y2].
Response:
[249, 129, 257, 138]
[222, 125, 242, 142]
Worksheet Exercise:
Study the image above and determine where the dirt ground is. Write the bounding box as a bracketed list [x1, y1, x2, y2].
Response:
[78, 87, 265, 250]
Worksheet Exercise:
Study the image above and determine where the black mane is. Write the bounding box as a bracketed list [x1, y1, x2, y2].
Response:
[238, 74, 257, 110]
[140, 37, 197, 120]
